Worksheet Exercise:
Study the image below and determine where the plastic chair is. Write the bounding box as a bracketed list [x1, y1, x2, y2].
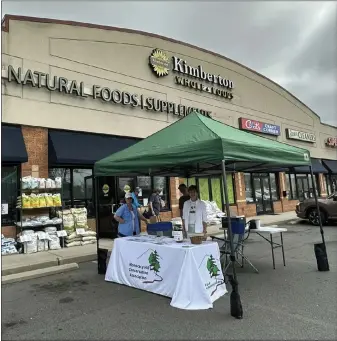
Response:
[147, 222, 173, 237]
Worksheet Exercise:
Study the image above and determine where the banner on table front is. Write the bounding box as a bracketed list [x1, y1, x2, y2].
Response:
[105, 238, 185, 297]
[105, 237, 227, 310]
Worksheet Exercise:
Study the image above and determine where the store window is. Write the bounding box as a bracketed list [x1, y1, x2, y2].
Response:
[49, 168, 94, 217]
[198, 175, 235, 209]
[244, 173, 254, 203]
[117, 176, 170, 210]
[285, 173, 298, 200]
[1, 165, 19, 226]
[198, 178, 210, 201]
[270, 173, 280, 201]
[187, 178, 196, 186]
[210, 178, 222, 209]
[326, 175, 337, 195]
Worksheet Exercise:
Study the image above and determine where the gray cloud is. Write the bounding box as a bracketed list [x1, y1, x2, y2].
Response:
[2, 1, 337, 126]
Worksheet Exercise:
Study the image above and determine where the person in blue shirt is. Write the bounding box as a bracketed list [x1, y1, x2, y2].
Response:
[114, 193, 148, 237]
[131, 187, 142, 210]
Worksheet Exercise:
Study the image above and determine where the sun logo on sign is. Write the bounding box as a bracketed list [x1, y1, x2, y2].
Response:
[149, 49, 170, 77]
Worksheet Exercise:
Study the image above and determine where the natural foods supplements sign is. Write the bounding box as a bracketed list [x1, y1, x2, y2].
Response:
[286, 128, 316, 143]
[149, 49, 234, 100]
[239, 117, 281, 136]
[3, 65, 212, 118]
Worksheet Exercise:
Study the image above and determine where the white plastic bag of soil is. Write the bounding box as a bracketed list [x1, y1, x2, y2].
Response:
[48, 234, 61, 250]
[35, 231, 50, 252]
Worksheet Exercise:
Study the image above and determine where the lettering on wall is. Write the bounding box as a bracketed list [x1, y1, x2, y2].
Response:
[285, 128, 316, 143]
[4, 65, 212, 118]
[325, 137, 337, 147]
[239, 117, 281, 136]
[148, 49, 234, 100]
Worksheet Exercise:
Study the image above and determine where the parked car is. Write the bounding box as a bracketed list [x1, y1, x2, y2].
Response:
[295, 192, 337, 225]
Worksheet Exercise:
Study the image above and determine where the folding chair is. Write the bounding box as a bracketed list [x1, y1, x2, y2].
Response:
[211, 221, 259, 274]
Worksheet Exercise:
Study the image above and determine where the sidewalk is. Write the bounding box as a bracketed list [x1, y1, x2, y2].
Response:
[2, 211, 298, 278]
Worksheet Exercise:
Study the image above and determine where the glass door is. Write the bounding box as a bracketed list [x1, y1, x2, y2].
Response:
[261, 176, 273, 213]
[253, 176, 264, 214]
[253, 174, 273, 215]
[296, 175, 309, 201]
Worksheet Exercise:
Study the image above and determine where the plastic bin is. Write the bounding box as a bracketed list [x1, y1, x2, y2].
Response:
[147, 222, 173, 237]
[222, 216, 246, 234]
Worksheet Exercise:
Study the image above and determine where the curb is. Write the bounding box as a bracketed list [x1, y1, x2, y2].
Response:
[1, 260, 59, 277]
[2, 263, 79, 285]
[57, 253, 97, 265]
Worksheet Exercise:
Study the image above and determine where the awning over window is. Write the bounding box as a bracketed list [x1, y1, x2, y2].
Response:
[1, 125, 28, 163]
[322, 159, 337, 174]
[293, 158, 328, 174]
[48, 130, 140, 166]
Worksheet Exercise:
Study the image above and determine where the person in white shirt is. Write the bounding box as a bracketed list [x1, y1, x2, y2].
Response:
[182, 185, 207, 237]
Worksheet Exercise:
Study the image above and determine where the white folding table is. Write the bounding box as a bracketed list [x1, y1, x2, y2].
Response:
[105, 235, 227, 310]
[250, 226, 287, 269]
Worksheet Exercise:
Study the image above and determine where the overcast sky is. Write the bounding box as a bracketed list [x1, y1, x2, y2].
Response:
[2, 1, 337, 126]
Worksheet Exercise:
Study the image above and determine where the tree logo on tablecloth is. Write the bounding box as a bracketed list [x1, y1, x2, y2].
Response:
[198, 254, 224, 296]
[135, 249, 163, 284]
[207, 255, 220, 278]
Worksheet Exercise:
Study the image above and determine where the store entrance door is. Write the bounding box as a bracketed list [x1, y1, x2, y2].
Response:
[296, 175, 309, 201]
[253, 173, 273, 215]
[96, 176, 119, 239]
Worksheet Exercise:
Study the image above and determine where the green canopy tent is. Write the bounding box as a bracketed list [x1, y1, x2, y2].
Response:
[94, 112, 328, 314]
[95, 113, 312, 177]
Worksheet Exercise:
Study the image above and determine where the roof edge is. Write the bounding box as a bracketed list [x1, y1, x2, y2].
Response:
[1, 14, 336, 129]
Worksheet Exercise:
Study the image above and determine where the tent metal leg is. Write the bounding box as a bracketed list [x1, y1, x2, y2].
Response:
[281, 232, 286, 266]
[221, 160, 237, 280]
[270, 234, 276, 269]
[309, 165, 329, 271]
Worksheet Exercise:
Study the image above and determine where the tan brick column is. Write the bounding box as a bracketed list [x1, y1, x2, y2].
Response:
[21, 126, 48, 178]
[234, 172, 246, 216]
[279, 172, 286, 212]
[318, 173, 327, 197]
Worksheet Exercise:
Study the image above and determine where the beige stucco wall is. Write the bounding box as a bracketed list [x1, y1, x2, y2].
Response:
[2, 18, 337, 161]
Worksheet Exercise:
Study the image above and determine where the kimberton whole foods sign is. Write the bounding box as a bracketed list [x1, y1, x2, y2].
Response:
[149, 49, 234, 100]
[4, 65, 212, 118]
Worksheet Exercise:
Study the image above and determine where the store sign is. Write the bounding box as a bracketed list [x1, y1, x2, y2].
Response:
[102, 184, 110, 196]
[148, 49, 234, 100]
[285, 128, 316, 143]
[326, 137, 337, 147]
[239, 118, 281, 136]
[1, 203, 8, 215]
[4, 65, 211, 118]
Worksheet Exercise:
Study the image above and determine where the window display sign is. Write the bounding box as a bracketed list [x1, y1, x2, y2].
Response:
[239, 118, 281, 136]
[285, 128, 316, 143]
[1, 203, 8, 215]
[326, 137, 337, 147]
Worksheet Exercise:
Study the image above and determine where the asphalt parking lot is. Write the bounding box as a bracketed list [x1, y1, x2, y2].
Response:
[2, 221, 337, 340]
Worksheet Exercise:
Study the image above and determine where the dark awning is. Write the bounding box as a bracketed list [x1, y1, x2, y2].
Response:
[322, 159, 337, 174]
[1, 124, 28, 163]
[49, 130, 140, 166]
[293, 158, 328, 174]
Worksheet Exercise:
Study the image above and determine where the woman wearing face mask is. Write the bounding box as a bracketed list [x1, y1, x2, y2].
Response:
[114, 193, 148, 237]
[182, 185, 208, 238]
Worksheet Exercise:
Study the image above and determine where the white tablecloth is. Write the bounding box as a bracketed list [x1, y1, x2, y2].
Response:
[105, 235, 227, 310]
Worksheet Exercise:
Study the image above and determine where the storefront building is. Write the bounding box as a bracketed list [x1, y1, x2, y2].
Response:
[2, 15, 337, 238]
